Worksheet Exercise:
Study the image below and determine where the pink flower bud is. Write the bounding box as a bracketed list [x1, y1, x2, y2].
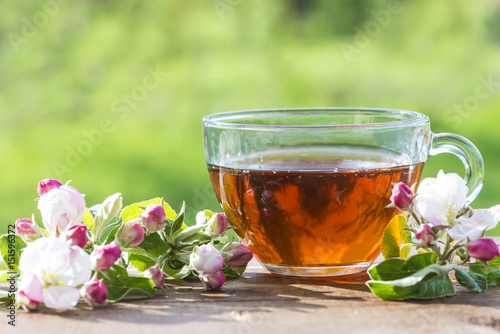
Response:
[116, 219, 145, 248]
[189, 243, 225, 276]
[18, 272, 44, 310]
[209, 213, 230, 234]
[415, 224, 436, 247]
[81, 278, 108, 306]
[199, 271, 226, 290]
[224, 242, 253, 267]
[37, 179, 63, 196]
[390, 182, 413, 209]
[145, 267, 165, 288]
[91, 245, 122, 270]
[141, 204, 167, 232]
[60, 224, 89, 248]
[15, 218, 41, 242]
[468, 238, 500, 262]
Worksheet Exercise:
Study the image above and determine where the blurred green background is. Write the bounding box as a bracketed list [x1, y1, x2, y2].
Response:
[1, 1, 499, 234]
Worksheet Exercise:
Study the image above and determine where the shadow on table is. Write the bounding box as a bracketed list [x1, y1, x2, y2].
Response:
[39, 270, 373, 325]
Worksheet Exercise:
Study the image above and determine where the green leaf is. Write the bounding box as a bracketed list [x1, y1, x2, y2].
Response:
[483, 270, 500, 286]
[223, 266, 247, 277]
[172, 225, 207, 248]
[160, 261, 183, 277]
[400, 243, 414, 260]
[368, 252, 437, 281]
[170, 202, 186, 238]
[381, 215, 413, 260]
[140, 233, 171, 259]
[0, 271, 11, 282]
[455, 268, 487, 293]
[98, 219, 122, 244]
[83, 209, 94, 230]
[367, 272, 456, 300]
[367, 254, 456, 300]
[99, 265, 156, 303]
[0, 235, 27, 273]
[468, 257, 500, 286]
[129, 253, 156, 272]
[120, 198, 176, 223]
[173, 270, 194, 280]
[94, 193, 123, 240]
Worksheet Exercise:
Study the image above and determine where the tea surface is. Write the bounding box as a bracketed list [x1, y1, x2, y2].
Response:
[208, 147, 423, 267]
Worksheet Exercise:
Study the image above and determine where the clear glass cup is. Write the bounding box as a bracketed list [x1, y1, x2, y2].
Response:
[203, 108, 484, 276]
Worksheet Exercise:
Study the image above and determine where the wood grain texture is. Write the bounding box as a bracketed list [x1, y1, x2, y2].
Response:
[3, 260, 500, 334]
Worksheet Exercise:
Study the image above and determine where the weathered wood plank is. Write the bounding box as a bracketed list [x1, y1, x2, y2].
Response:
[3, 260, 500, 334]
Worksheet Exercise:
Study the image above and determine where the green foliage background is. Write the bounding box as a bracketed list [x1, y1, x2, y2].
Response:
[1, 1, 499, 235]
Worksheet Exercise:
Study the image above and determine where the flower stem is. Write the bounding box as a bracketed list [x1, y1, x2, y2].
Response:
[159, 230, 174, 249]
[408, 208, 422, 227]
[443, 242, 464, 262]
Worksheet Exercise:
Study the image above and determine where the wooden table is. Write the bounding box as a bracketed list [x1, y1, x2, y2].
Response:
[3, 260, 500, 334]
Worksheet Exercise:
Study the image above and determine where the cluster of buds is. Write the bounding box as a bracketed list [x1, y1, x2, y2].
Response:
[189, 243, 227, 289]
[189, 240, 253, 290]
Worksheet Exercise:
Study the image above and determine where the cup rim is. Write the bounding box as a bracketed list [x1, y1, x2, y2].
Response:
[202, 107, 430, 130]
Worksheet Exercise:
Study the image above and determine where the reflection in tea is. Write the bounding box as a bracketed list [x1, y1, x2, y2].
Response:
[208, 147, 423, 270]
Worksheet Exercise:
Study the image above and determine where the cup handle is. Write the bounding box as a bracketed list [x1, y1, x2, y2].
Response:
[429, 132, 484, 203]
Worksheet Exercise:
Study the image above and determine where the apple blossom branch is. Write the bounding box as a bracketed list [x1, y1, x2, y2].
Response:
[7, 0, 72, 53]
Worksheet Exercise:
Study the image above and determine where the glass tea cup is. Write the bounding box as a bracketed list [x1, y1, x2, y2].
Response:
[202, 108, 483, 276]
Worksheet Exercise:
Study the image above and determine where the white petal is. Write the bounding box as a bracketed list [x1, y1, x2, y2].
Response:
[447, 210, 495, 241]
[18, 273, 44, 303]
[58, 246, 92, 287]
[45, 238, 73, 273]
[61, 185, 86, 225]
[414, 197, 448, 226]
[488, 205, 500, 226]
[469, 209, 497, 230]
[18, 240, 44, 276]
[415, 171, 468, 225]
[43, 286, 81, 310]
[440, 172, 468, 208]
[18, 237, 65, 276]
[196, 211, 207, 225]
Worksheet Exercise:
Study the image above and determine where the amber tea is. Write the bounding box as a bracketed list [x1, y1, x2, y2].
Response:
[209, 147, 423, 275]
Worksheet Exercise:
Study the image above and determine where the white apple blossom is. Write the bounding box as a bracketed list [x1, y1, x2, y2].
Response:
[414, 171, 468, 227]
[414, 171, 500, 241]
[18, 236, 91, 310]
[37, 184, 86, 235]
